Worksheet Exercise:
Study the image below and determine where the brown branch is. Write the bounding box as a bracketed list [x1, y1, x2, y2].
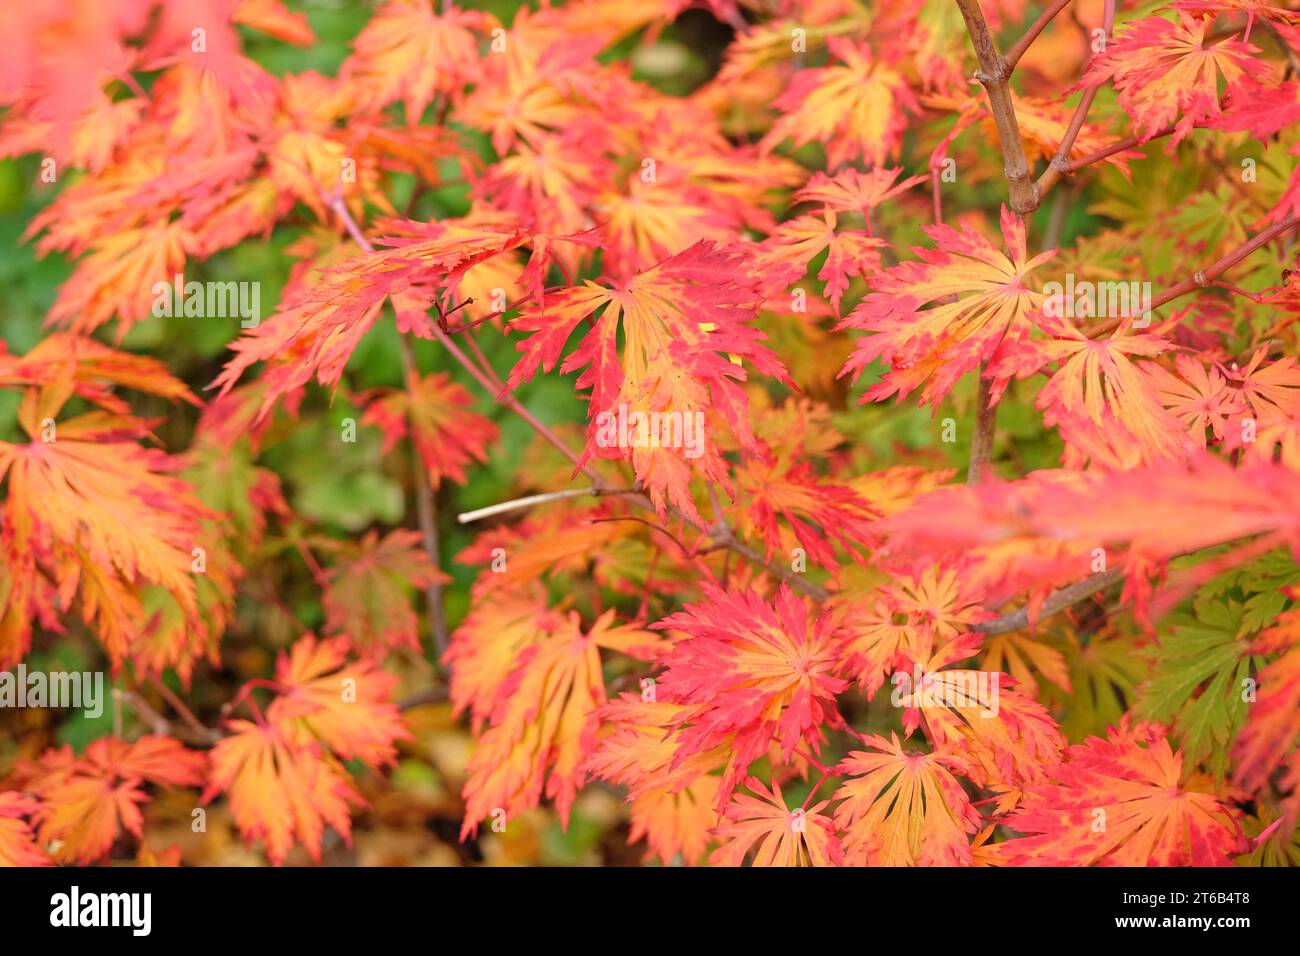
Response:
[1004, 0, 1074, 71]
[398, 686, 448, 711]
[150, 676, 221, 744]
[1035, 0, 1117, 201]
[955, 0, 1040, 215]
[973, 567, 1125, 636]
[331, 194, 451, 657]
[1064, 123, 1176, 174]
[967, 371, 997, 484]
[1088, 213, 1300, 336]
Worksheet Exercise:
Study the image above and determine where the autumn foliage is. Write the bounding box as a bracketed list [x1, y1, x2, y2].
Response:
[2, 0, 1300, 868]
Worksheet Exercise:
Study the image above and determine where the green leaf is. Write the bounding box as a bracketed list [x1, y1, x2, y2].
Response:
[1137, 600, 1251, 778]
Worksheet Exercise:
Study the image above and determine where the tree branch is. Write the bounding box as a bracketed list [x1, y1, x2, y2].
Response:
[457, 486, 636, 524]
[1088, 213, 1300, 336]
[967, 370, 997, 484]
[973, 567, 1125, 636]
[1034, 0, 1116, 201]
[1004, 0, 1074, 72]
[333, 193, 451, 658]
[956, 0, 1040, 215]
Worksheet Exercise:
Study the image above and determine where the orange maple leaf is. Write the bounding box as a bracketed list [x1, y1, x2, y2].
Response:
[509, 241, 790, 522]
[20, 736, 206, 866]
[998, 721, 1249, 865]
[203, 719, 363, 866]
[833, 733, 982, 866]
[321, 529, 450, 654]
[0, 792, 49, 867]
[458, 608, 660, 836]
[761, 37, 918, 169]
[362, 371, 499, 490]
[840, 206, 1053, 407]
[709, 777, 843, 867]
[266, 634, 411, 770]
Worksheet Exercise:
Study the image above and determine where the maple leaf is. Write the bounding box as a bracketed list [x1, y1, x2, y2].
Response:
[0, 388, 214, 667]
[1223, 346, 1300, 419]
[508, 241, 791, 523]
[793, 167, 926, 219]
[266, 634, 411, 770]
[998, 721, 1249, 866]
[900, 662, 1067, 802]
[320, 529, 449, 654]
[203, 719, 363, 866]
[345, 1, 495, 122]
[458, 609, 660, 836]
[1232, 610, 1300, 822]
[990, 322, 1190, 464]
[20, 737, 206, 865]
[832, 733, 982, 866]
[1144, 353, 1248, 447]
[735, 456, 877, 572]
[595, 171, 752, 281]
[213, 218, 528, 416]
[44, 220, 192, 336]
[837, 566, 987, 697]
[980, 631, 1072, 699]
[586, 694, 727, 798]
[749, 210, 885, 314]
[654, 584, 849, 807]
[709, 777, 843, 867]
[1082, 13, 1269, 144]
[624, 776, 721, 867]
[586, 694, 725, 865]
[761, 37, 918, 169]
[445, 584, 562, 730]
[361, 371, 499, 490]
[839, 206, 1053, 407]
[0, 792, 49, 867]
[1137, 599, 1254, 778]
[0, 334, 198, 413]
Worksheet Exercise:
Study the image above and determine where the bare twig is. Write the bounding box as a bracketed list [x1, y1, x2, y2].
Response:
[973, 567, 1125, 636]
[967, 371, 997, 484]
[955, 0, 1040, 215]
[458, 486, 636, 524]
[1088, 213, 1300, 336]
[150, 676, 221, 744]
[1004, 0, 1074, 72]
[1035, 0, 1117, 201]
[330, 193, 452, 656]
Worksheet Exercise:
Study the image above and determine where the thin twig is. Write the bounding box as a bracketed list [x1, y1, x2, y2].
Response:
[1088, 213, 1300, 336]
[955, 0, 1040, 215]
[967, 370, 997, 484]
[1004, 0, 1075, 71]
[973, 567, 1124, 636]
[150, 676, 221, 744]
[458, 486, 635, 524]
[1035, 0, 1117, 201]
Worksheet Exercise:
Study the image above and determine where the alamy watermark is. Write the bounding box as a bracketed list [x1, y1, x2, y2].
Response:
[593, 403, 706, 459]
[1042, 273, 1152, 328]
[151, 273, 261, 328]
[0, 664, 104, 718]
